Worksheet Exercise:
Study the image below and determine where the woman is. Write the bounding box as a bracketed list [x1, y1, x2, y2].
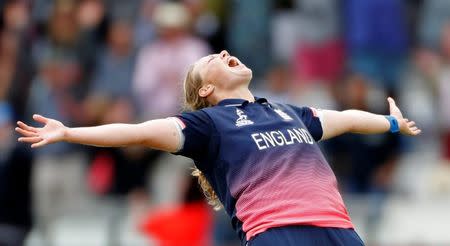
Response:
[16, 50, 420, 245]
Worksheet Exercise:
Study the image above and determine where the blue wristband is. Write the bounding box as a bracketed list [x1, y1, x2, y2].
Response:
[385, 115, 400, 133]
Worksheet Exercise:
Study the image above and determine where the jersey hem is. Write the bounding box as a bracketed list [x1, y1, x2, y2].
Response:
[246, 221, 355, 241]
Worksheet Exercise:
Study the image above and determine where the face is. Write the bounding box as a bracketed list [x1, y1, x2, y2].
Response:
[193, 50, 252, 90]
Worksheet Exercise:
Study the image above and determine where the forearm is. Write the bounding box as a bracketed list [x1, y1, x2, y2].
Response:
[16, 115, 181, 151]
[65, 123, 144, 147]
[64, 119, 180, 151]
[342, 109, 390, 134]
[321, 109, 391, 140]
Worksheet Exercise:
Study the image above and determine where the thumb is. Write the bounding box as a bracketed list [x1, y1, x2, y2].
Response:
[387, 97, 404, 119]
[387, 97, 397, 112]
[33, 114, 49, 125]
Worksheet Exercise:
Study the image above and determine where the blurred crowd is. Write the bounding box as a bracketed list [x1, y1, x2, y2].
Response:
[1, 0, 450, 245]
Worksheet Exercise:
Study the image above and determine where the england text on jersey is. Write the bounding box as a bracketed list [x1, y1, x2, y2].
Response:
[251, 127, 314, 150]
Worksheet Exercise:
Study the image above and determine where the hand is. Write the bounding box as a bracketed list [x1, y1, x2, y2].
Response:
[387, 97, 421, 136]
[15, 114, 68, 148]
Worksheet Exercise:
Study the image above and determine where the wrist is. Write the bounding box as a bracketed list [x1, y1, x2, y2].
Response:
[62, 126, 70, 142]
[385, 115, 400, 133]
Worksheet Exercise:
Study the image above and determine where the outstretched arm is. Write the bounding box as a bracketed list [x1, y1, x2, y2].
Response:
[320, 97, 421, 140]
[15, 114, 181, 152]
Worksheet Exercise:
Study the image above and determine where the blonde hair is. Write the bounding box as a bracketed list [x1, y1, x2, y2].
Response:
[183, 65, 223, 211]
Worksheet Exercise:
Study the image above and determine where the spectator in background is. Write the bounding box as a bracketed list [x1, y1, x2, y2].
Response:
[28, 47, 89, 246]
[185, 0, 226, 52]
[28, 50, 89, 242]
[133, 1, 210, 120]
[3, 0, 30, 33]
[419, 0, 450, 49]
[287, 0, 342, 111]
[133, 0, 159, 49]
[252, 63, 294, 104]
[410, 23, 450, 161]
[401, 48, 439, 133]
[76, 0, 107, 52]
[2, 1, 34, 118]
[343, 0, 409, 93]
[85, 19, 136, 124]
[132, 1, 209, 207]
[0, 6, 34, 243]
[32, 0, 53, 26]
[292, 0, 344, 85]
[33, 0, 99, 94]
[227, 0, 271, 78]
[436, 24, 450, 161]
[33, 0, 105, 56]
[83, 19, 157, 202]
[412, 23, 450, 197]
[77, 0, 105, 32]
[0, 103, 33, 246]
[0, 32, 17, 102]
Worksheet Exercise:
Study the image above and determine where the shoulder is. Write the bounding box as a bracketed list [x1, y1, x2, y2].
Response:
[176, 108, 216, 130]
[283, 103, 319, 115]
[178, 108, 211, 121]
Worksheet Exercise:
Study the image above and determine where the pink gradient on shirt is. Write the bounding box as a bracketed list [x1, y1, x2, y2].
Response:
[228, 148, 353, 240]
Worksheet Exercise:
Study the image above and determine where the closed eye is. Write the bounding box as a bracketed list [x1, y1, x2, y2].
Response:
[207, 55, 217, 64]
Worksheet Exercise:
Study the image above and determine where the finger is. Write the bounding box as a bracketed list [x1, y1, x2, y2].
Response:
[407, 121, 416, 127]
[410, 126, 418, 132]
[17, 121, 38, 132]
[410, 127, 421, 134]
[412, 129, 422, 135]
[387, 97, 401, 116]
[31, 139, 48, 148]
[33, 114, 49, 125]
[387, 97, 397, 111]
[387, 97, 396, 106]
[18, 136, 42, 143]
[15, 127, 38, 137]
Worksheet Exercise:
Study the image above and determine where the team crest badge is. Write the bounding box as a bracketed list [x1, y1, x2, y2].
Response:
[235, 109, 254, 127]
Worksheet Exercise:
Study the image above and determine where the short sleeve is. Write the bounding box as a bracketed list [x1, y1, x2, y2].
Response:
[288, 105, 324, 141]
[172, 110, 213, 160]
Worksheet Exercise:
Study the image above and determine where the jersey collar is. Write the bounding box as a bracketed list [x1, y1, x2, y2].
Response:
[217, 97, 269, 107]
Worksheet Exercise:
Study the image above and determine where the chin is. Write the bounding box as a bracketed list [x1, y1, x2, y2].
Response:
[244, 70, 252, 82]
[237, 69, 252, 84]
[241, 72, 253, 86]
[224, 67, 253, 86]
[247, 68, 253, 78]
[234, 66, 252, 77]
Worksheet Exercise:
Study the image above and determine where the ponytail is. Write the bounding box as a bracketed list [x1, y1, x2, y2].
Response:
[183, 65, 222, 210]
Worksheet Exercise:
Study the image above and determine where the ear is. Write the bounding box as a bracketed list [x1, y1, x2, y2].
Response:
[198, 84, 215, 98]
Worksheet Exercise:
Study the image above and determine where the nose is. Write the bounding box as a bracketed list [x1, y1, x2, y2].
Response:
[219, 50, 229, 59]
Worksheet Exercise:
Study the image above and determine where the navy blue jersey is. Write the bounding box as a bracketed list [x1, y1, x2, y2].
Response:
[173, 98, 353, 243]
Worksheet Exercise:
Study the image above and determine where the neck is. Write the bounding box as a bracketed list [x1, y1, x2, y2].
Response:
[211, 86, 254, 105]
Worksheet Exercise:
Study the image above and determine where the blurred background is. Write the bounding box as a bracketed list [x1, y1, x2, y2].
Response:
[1, 0, 450, 245]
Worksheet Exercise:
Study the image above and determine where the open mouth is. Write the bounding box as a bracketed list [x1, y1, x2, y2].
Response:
[227, 58, 240, 67]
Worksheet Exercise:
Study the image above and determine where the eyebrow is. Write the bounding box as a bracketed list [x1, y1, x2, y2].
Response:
[207, 55, 216, 64]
